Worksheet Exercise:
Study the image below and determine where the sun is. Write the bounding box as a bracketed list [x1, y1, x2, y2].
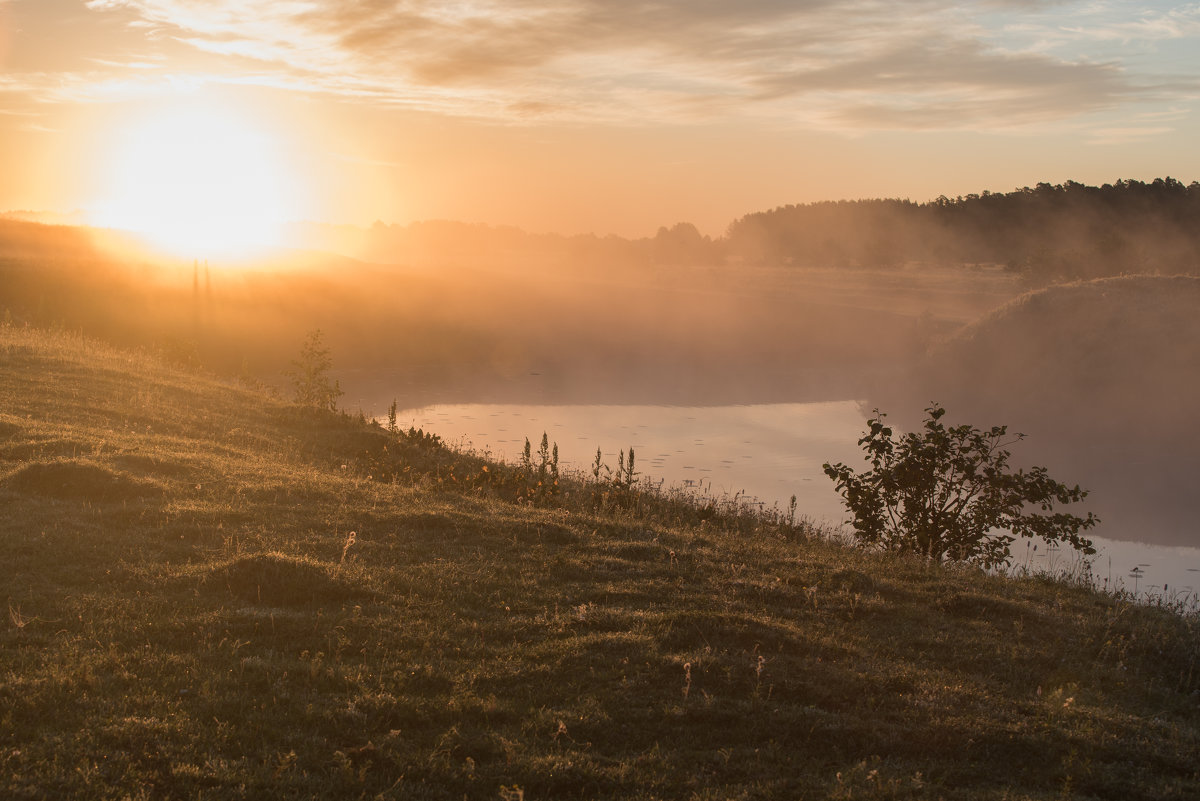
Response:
[91, 103, 303, 259]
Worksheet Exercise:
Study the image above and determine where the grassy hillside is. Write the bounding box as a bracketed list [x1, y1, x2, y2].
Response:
[1, 325, 1197, 800]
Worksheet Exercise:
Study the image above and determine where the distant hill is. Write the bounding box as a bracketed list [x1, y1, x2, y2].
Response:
[886, 275, 1200, 547]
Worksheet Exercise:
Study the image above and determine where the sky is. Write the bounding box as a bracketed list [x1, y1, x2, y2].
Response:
[1, 0, 1198, 241]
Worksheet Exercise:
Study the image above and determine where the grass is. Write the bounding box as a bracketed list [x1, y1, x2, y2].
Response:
[1, 324, 1198, 800]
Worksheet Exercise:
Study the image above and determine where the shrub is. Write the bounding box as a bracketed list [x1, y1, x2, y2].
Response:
[285, 329, 342, 412]
[386, 399, 399, 433]
[823, 404, 1098, 568]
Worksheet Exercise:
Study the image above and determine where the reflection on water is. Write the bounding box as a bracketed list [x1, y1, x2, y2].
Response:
[398, 401, 868, 521]
[394, 401, 1200, 600]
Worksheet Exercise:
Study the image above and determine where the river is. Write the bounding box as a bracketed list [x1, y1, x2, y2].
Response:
[388, 400, 1200, 603]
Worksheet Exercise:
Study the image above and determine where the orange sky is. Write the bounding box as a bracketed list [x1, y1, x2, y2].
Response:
[1, 0, 1198, 243]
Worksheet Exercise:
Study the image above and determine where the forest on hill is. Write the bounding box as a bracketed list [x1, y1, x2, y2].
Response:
[287, 177, 1200, 283]
[725, 178, 1200, 281]
[6, 177, 1197, 283]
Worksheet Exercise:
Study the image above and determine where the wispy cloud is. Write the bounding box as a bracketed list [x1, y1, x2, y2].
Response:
[29, 1, 1198, 131]
[1085, 125, 1176, 145]
[1060, 3, 1200, 42]
[86, 57, 163, 70]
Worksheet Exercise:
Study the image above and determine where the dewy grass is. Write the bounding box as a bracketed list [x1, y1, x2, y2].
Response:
[1, 324, 1198, 800]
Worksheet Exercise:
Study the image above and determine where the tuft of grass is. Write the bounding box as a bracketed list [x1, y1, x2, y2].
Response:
[201, 552, 375, 607]
[4, 458, 164, 501]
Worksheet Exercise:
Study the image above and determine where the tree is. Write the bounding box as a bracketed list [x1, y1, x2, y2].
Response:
[285, 329, 342, 412]
[822, 405, 1097, 568]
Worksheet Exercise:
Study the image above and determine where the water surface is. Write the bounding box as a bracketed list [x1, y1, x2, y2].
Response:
[396, 401, 1200, 600]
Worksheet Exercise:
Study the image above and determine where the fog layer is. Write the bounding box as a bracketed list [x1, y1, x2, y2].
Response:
[0, 218, 1017, 407]
[879, 276, 1200, 548]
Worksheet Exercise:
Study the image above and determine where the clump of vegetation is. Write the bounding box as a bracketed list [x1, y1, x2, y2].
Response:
[588, 446, 641, 511]
[285, 329, 342, 412]
[202, 552, 372, 607]
[824, 404, 1098, 567]
[516, 432, 560, 503]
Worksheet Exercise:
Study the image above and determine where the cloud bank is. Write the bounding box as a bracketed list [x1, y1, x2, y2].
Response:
[4, 1, 1195, 131]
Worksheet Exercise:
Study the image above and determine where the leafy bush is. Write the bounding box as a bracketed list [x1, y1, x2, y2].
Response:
[823, 404, 1098, 567]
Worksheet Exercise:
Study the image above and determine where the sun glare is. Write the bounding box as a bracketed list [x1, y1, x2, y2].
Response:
[91, 104, 302, 259]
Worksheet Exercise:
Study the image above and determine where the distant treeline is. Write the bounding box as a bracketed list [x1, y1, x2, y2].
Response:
[1, 177, 1194, 402]
[293, 177, 1200, 283]
[725, 178, 1200, 281]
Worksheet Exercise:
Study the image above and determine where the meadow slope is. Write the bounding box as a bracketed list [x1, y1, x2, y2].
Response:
[1, 325, 1197, 800]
